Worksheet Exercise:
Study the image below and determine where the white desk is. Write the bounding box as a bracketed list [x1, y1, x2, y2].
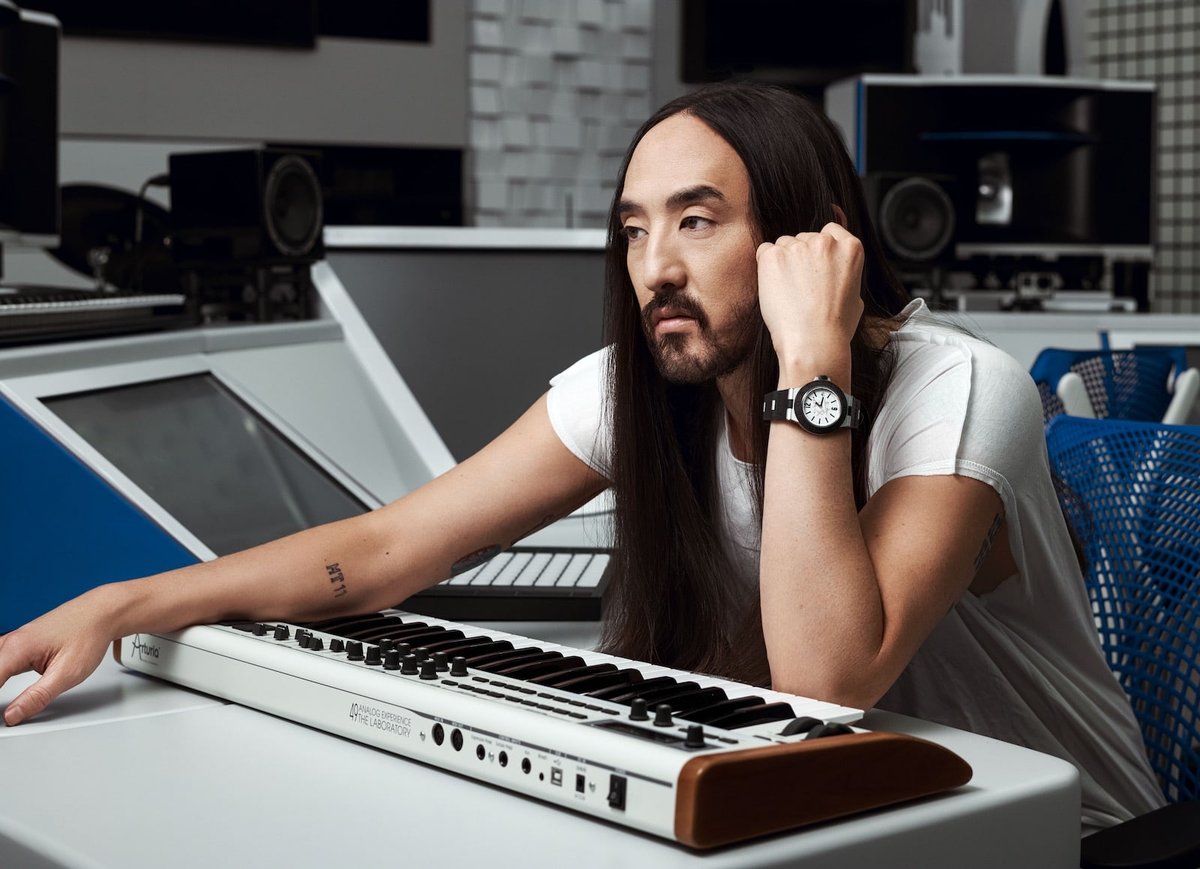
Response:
[0, 624, 1081, 869]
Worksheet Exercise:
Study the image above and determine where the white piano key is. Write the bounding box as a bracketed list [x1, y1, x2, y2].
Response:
[512, 552, 553, 587]
[573, 554, 610, 589]
[530, 552, 572, 587]
[554, 554, 591, 588]
[489, 552, 534, 587]
[445, 565, 483, 586]
[467, 553, 513, 586]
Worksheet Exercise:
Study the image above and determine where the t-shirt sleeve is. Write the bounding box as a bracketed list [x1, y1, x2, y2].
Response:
[545, 346, 613, 480]
[868, 332, 1043, 510]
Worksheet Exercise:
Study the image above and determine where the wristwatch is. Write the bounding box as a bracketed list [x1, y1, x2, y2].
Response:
[762, 375, 863, 434]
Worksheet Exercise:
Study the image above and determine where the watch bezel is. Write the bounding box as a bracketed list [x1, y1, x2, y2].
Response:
[795, 377, 848, 434]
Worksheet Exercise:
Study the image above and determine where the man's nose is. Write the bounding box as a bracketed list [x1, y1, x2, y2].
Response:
[641, 232, 686, 294]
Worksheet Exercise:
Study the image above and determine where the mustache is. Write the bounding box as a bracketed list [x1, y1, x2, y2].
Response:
[640, 292, 709, 332]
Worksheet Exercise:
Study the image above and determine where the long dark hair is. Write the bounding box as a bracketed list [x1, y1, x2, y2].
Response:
[599, 81, 910, 684]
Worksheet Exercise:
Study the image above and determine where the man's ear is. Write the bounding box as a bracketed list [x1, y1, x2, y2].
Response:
[831, 203, 849, 227]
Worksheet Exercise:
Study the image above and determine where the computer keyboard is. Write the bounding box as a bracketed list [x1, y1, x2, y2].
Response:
[402, 546, 609, 622]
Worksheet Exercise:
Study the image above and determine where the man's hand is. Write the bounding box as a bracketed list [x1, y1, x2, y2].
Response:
[0, 588, 118, 726]
[755, 218, 865, 370]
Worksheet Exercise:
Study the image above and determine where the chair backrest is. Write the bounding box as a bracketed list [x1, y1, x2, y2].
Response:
[1031, 347, 1189, 424]
[1045, 415, 1200, 803]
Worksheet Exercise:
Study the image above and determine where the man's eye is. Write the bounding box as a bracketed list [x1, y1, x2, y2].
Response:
[681, 216, 711, 230]
[623, 225, 645, 241]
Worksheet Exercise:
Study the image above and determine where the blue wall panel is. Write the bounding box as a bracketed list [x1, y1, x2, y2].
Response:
[0, 393, 198, 634]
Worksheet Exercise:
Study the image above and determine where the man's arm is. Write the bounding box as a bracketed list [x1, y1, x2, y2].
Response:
[0, 393, 607, 725]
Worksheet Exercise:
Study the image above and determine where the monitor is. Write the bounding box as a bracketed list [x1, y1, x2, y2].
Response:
[0, 4, 60, 251]
[45, 374, 370, 557]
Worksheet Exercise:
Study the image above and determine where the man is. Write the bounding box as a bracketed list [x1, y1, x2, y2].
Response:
[0, 82, 1163, 831]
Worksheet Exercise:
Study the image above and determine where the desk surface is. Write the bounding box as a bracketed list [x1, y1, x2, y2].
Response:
[0, 623, 1081, 869]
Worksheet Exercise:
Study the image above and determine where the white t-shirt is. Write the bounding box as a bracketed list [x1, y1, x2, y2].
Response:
[546, 299, 1165, 830]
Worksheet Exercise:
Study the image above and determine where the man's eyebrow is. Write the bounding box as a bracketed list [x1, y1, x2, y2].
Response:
[617, 185, 727, 217]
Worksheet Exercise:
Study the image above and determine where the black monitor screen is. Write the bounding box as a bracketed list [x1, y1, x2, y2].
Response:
[46, 374, 369, 556]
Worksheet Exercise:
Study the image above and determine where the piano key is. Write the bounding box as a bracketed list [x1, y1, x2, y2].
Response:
[421, 634, 492, 654]
[529, 662, 618, 688]
[467, 553, 513, 586]
[488, 553, 534, 587]
[554, 555, 591, 588]
[530, 553, 572, 588]
[496, 655, 586, 680]
[708, 702, 797, 730]
[509, 552, 552, 588]
[554, 667, 644, 695]
[623, 681, 703, 707]
[589, 675, 680, 703]
[478, 650, 561, 673]
[653, 687, 727, 716]
[679, 696, 764, 725]
[573, 555, 610, 589]
[446, 565, 484, 586]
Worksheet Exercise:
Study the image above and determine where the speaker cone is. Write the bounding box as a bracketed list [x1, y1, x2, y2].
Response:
[878, 177, 956, 262]
[263, 155, 323, 259]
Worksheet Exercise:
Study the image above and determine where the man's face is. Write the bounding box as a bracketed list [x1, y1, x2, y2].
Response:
[619, 113, 761, 384]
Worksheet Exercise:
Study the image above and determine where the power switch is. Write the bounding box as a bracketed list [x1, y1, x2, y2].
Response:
[607, 774, 627, 811]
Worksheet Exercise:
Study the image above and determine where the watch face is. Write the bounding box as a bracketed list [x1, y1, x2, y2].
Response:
[801, 386, 843, 429]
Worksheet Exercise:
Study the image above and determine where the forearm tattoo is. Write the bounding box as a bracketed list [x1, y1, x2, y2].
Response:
[450, 544, 502, 576]
[325, 562, 348, 599]
[973, 513, 1003, 574]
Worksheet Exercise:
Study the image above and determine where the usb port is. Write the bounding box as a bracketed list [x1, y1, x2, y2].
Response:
[550, 767, 563, 787]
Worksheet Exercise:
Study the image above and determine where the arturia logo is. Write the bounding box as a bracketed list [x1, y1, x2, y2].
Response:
[129, 634, 161, 663]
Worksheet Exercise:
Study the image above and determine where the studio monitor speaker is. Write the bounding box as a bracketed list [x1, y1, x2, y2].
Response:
[169, 148, 324, 267]
[863, 173, 957, 267]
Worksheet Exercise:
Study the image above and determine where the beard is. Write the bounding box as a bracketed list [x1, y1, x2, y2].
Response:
[640, 291, 761, 384]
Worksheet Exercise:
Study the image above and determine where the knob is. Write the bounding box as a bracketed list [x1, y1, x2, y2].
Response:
[629, 698, 649, 721]
[329, 638, 344, 654]
[400, 655, 419, 675]
[449, 656, 469, 677]
[252, 623, 267, 636]
[419, 659, 438, 680]
[273, 625, 290, 641]
[653, 704, 673, 727]
[346, 641, 364, 661]
[383, 650, 401, 670]
[364, 646, 382, 666]
[378, 639, 394, 653]
[684, 725, 706, 748]
[394, 642, 413, 657]
[297, 634, 312, 649]
[432, 652, 449, 672]
[412, 647, 430, 661]
[309, 637, 324, 652]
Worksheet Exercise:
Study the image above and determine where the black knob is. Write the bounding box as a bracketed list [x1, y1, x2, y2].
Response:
[629, 698, 649, 721]
[383, 650, 401, 670]
[653, 704, 673, 727]
[450, 656, 469, 677]
[329, 638, 344, 654]
[309, 637, 324, 652]
[297, 634, 312, 649]
[400, 655, 419, 675]
[684, 725, 706, 748]
[419, 659, 438, 680]
[394, 642, 413, 657]
[412, 647, 430, 660]
[252, 623, 267, 636]
[780, 715, 822, 737]
[346, 641, 364, 661]
[378, 639, 394, 653]
[432, 652, 449, 672]
[364, 646, 382, 666]
[273, 625, 290, 641]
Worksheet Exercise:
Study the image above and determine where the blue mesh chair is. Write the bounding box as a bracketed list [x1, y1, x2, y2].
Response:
[1046, 416, 1200, 868]
[1031, 347, 1198, 425]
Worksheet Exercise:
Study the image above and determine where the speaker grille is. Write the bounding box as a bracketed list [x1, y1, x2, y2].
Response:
[263, 154, 323, 259]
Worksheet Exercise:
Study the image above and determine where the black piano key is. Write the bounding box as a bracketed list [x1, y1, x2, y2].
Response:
[529, 662, 617, 688]
[682, 696, 764, 725]
[708, 702, 796, 730]
[554, 668, 644, 695]
[625, 681, 703, 707]
[421, 635, 495, 654]
[495, 655, 585, 680]
[468, 647, 545, 669]
[305, 615, 412, 636]
[456, 642, 519, 664]
[358, 626, 463, 645]
[655, 687, 727, 716]
[589, 675, 679, 702]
